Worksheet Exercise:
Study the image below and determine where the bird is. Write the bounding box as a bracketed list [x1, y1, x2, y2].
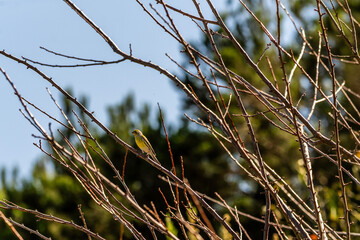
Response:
[132, 129, 160, 164]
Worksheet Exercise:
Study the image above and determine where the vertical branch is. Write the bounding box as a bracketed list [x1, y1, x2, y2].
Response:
[307, 32, 322, 121]
[316, 1, 351, 239]
[342, 0, 358, 56]
[277, 0, 327, 236]
[77, 205, 92, 240]
[300, 126, 328, 240]
[157, 104, 179, 206]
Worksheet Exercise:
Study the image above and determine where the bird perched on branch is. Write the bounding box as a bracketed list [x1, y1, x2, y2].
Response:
[132, 129, 160, 164]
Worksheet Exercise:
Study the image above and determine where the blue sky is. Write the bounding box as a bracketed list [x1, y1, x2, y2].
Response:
[0, 0, 227, 178]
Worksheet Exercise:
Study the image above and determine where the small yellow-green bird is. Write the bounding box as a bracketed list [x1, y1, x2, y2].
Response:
[132, 129, 160, 164]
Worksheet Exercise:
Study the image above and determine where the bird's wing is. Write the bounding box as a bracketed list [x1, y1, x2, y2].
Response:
[143, 135, 156, 156]
[143, 135, 160, 163]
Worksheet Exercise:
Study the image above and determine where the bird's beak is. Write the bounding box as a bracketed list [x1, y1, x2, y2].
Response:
[132, 131, 135, 134]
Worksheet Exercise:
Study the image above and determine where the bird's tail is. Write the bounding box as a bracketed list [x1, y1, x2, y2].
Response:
[150, 152, 160, 164]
